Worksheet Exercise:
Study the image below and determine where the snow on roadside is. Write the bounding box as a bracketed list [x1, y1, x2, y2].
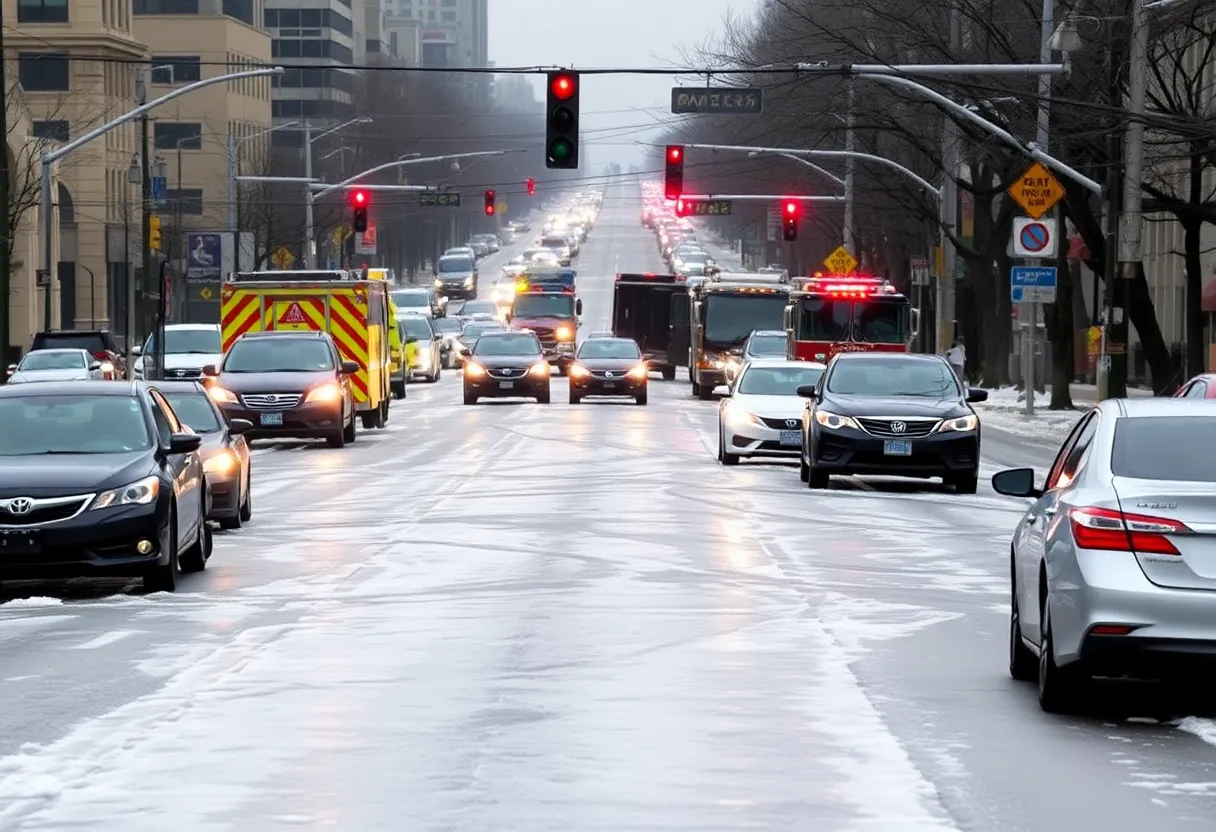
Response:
[974, 386, 1085, 445]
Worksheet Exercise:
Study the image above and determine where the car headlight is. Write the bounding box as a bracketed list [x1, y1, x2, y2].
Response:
[208, 386, 238, 404]
[940, 414, 978, 432]
[569, 363, 591, 379]
[305, 383, 342, 404]
[204, 449, 239, 477]
[464, 276, 474, 288]
[555, 325, 573, 341]
[464, 362, 486, 377]
[815, 410, 860, 430]
[91, 475, 160, 510]
[628, 364, 648, 380]
[529, 361, 550, 377]
[727, 407, 765, 429]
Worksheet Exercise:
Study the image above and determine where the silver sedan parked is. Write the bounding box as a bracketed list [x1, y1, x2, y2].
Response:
[993, 397, 1216, 713]
[6, 348, 106, 384]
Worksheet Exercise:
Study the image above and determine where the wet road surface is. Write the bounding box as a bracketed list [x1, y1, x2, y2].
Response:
[2, 185, 1216, 830]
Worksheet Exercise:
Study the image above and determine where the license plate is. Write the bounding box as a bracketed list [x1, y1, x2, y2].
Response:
[0, 529, 40, 553]
[884, 439, 912, 456]
[602, 382, 617, 389]
[779, 430, 801, 446]
[499, 381, 514, 390]
[260, 411, 283, 426]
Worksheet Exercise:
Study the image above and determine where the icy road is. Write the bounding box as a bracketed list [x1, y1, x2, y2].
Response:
[2, 189, 1216, 831]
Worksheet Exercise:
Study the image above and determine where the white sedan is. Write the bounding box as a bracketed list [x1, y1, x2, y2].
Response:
[716, 359, 827, 465]
[6, 348, 108, 384]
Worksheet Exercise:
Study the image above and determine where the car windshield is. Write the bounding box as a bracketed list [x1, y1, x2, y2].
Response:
[703, 294, 789, 345]
[144, 328, 221, 354]
[223, 339, 335, 373]
[474, 334, 541, 356]
[541, 238, 567, 249]
[746, 335, 788, 356]
[461, 301, 497, 315]
[32, 334, 104, 352]
[439, 257, 474, 273]
[738, 365, 824, 395]
[432, 318, 461, 333]
[462, 324, 503, 339]
[578, 340, 640, 359]
[391, 291, 428, 308]
[826, 358, 960, 397]
[402, 317, 433, 340]
[162, 392, 221, 433]
[513, 294, 574, 317]
[0, 395, 151, 455]
[1111, 417, 1216, 481]
[19, 351, 87, 371]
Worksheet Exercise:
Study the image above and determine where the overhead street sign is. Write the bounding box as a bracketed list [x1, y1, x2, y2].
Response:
[1009, 162, 1065, 219]
[1011, 217, 1057, 258]
[1010, 265, 1057, 304]
[683, 199, 732, 216]
[823, 245, 858, 275]
[420, 192, 460, 207]
[670, 86, 763, 115]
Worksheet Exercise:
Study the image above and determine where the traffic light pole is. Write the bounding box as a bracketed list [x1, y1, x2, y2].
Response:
[677, 194, 846, 202]
[309, 150, 517, 200]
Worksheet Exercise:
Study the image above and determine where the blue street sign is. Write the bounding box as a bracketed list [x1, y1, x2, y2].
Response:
[1010, 265, 1057, 304]
[185, 232, 222, 283]
[150, 176, 167, 202]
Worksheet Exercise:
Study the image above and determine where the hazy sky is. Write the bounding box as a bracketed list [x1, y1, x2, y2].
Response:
[489, 0, 761, 171]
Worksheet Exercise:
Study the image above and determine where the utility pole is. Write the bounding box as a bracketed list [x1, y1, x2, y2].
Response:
[1023, 0, 1055, 416]
[0, 23, 11, 369]
[228, 134, 239, 271]
[138, 68, 153, 346]
[937, 4, 962, 356]
[843, 82, 856, 254]
[303, 122, 315, 268]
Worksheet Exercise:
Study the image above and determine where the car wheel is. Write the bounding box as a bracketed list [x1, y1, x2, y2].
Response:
[391, 380, 407, 399]
[463, 388, 478, 405]
[1038, 602, 1088, 714]
[799, 442, 810, 483]
[327, 423, 346, 448]
[954, 472, 979, 494]
[806, 456, 829, 489]
[719, 429, 738, 466]
[569, 392, 581, 404]
[180, 500, 211, 574]
[697, 384, 715, 401]
[635, 392, 647, 405]
[144, 508, 180, 593]
[537, 385, 551, 404]
[239, 474, 253, 523]
[360, 411, 376, 429]
[1010, 569, 1037, 682]
[661, 366, 676, 381]
[219, 489, 242, 529]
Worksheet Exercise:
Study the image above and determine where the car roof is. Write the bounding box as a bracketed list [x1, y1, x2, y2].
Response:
[743, 358, 826, 369]
[24, 347, 88, 354]
[1101, 397, 1216, 418]
[0, 380, 141, 398]
[162, 323, 219, 331]
[831, 352, 944, 364]
[748, 330, 787, 338]
[580, 336, 635, 345]
[238, 330, 328, 339]
[151, 380, 209, 393]
[36, 329, 111, 335]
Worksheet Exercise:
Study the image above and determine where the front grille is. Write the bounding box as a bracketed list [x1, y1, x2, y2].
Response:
[242, 393, 303, 409]
[590, 370, 632, 379]
[761, 416, 802, 430]
[488, 367, 526, 379]
[165, 368, 203, 379]
[0, 497, 90, 527]
[857, 417, 939, 438]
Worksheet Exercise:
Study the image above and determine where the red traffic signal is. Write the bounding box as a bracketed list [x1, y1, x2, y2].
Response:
[350, 189, 369, 207]
[551, 73, 577, 101]
[664, 145, 684, 201]
[526, 177, 535, 196]
[484, 189, 496, 216]
[783, 199, 799, 217]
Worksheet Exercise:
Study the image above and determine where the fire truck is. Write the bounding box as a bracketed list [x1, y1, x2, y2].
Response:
[782, 274, 919, 363]
[506, 267, 582, 374]
[686, 272, 790, 399]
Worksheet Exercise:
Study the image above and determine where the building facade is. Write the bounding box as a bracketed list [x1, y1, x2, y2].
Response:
[265, 0, 359, 132]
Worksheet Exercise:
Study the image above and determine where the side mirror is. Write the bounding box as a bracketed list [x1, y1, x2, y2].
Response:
[966, 388, 988, 403]
[90, 361, 103, 370]
[712, 385, 730, 397]
[168, 432, 203, 454]
[228, 418, 254, 436]
[796, 384, 819, 399]
[202, 364, 219, 377]
[406, 336, 418, 344]
[340, 361, 359, 375]
[910, 308, 921, 338]
[575, 299, 584, 315]
[992, 468, 1042, 498]
[132, 345, 142, 356]
[6, 364, 16, 375]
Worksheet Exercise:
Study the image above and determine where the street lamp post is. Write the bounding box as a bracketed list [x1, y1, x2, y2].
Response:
[229, 120, 300, 271]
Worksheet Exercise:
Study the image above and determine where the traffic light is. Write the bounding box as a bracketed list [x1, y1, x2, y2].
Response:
[545, 71, 580, 169]
[148, 216, 162, 251]
[350, 188, 369, 233]
[526, 177, 535, 196]
[782, 199, 799, 241]
[664, 145, 684, 200]
[484, 189, 496, 216]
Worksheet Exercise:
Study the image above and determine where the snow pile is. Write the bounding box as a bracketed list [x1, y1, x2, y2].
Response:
[974, 386, 1084, 444]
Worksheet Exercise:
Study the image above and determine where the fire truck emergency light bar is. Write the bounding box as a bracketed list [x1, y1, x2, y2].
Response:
[615, 272, 685, 283]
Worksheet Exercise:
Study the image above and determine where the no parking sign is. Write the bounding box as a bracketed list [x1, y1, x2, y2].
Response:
[1011, 217, 1057, 258]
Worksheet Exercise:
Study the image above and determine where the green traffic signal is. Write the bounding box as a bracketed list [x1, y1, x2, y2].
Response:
[548, 138, 574, 164]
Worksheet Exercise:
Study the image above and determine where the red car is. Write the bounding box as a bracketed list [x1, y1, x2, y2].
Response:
[1175, 373, 1216, 398]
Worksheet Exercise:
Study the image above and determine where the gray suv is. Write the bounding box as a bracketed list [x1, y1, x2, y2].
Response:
[433, 253, 478, 300]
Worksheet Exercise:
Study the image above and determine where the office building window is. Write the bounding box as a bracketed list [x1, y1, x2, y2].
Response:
[134, 0, 200, 12]
[32, 120, 70, 142]
[18, 53, 70, 91]
[272, 40, 353, 64]
[267, 8, 352, 36]
[150, 56, 201, 84]
[154, 122, 203, 150]
[18, 0, 69, 23]
[223, 0, 253, 25]
[167, 189, 204, 215]
[366, 38, 380, 53]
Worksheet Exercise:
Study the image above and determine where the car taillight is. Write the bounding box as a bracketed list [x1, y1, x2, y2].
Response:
[1068, 506, 1190, 555]
[92, 351, 109, 361]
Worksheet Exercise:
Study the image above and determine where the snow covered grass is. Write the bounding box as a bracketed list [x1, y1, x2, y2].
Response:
[974, 386, 1085, 445]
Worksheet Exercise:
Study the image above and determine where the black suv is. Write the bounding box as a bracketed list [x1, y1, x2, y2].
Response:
[30, 329, 126, 379]
[462, 331, 551, 405]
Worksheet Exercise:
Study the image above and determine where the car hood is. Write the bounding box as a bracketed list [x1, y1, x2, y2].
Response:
[0, 453, 154, 498]
[217, 371, 335, 393]
[730, 394, 806, 418]
[822, 393, 968, 419]
[468, 354, 543, 369]
[9, 369, 92, 383]
[438, 271, 475, 280]
[578, 357, 642, 372]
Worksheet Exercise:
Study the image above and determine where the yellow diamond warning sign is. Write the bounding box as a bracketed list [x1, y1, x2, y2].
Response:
[823, 245, 858, 275]
[1009, 162, 1065, 220]
[276, 301, 310, 328]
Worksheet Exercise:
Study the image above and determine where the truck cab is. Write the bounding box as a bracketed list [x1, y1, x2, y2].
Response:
[507, 284, 581, 374]
[783, 274, 918, 362]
